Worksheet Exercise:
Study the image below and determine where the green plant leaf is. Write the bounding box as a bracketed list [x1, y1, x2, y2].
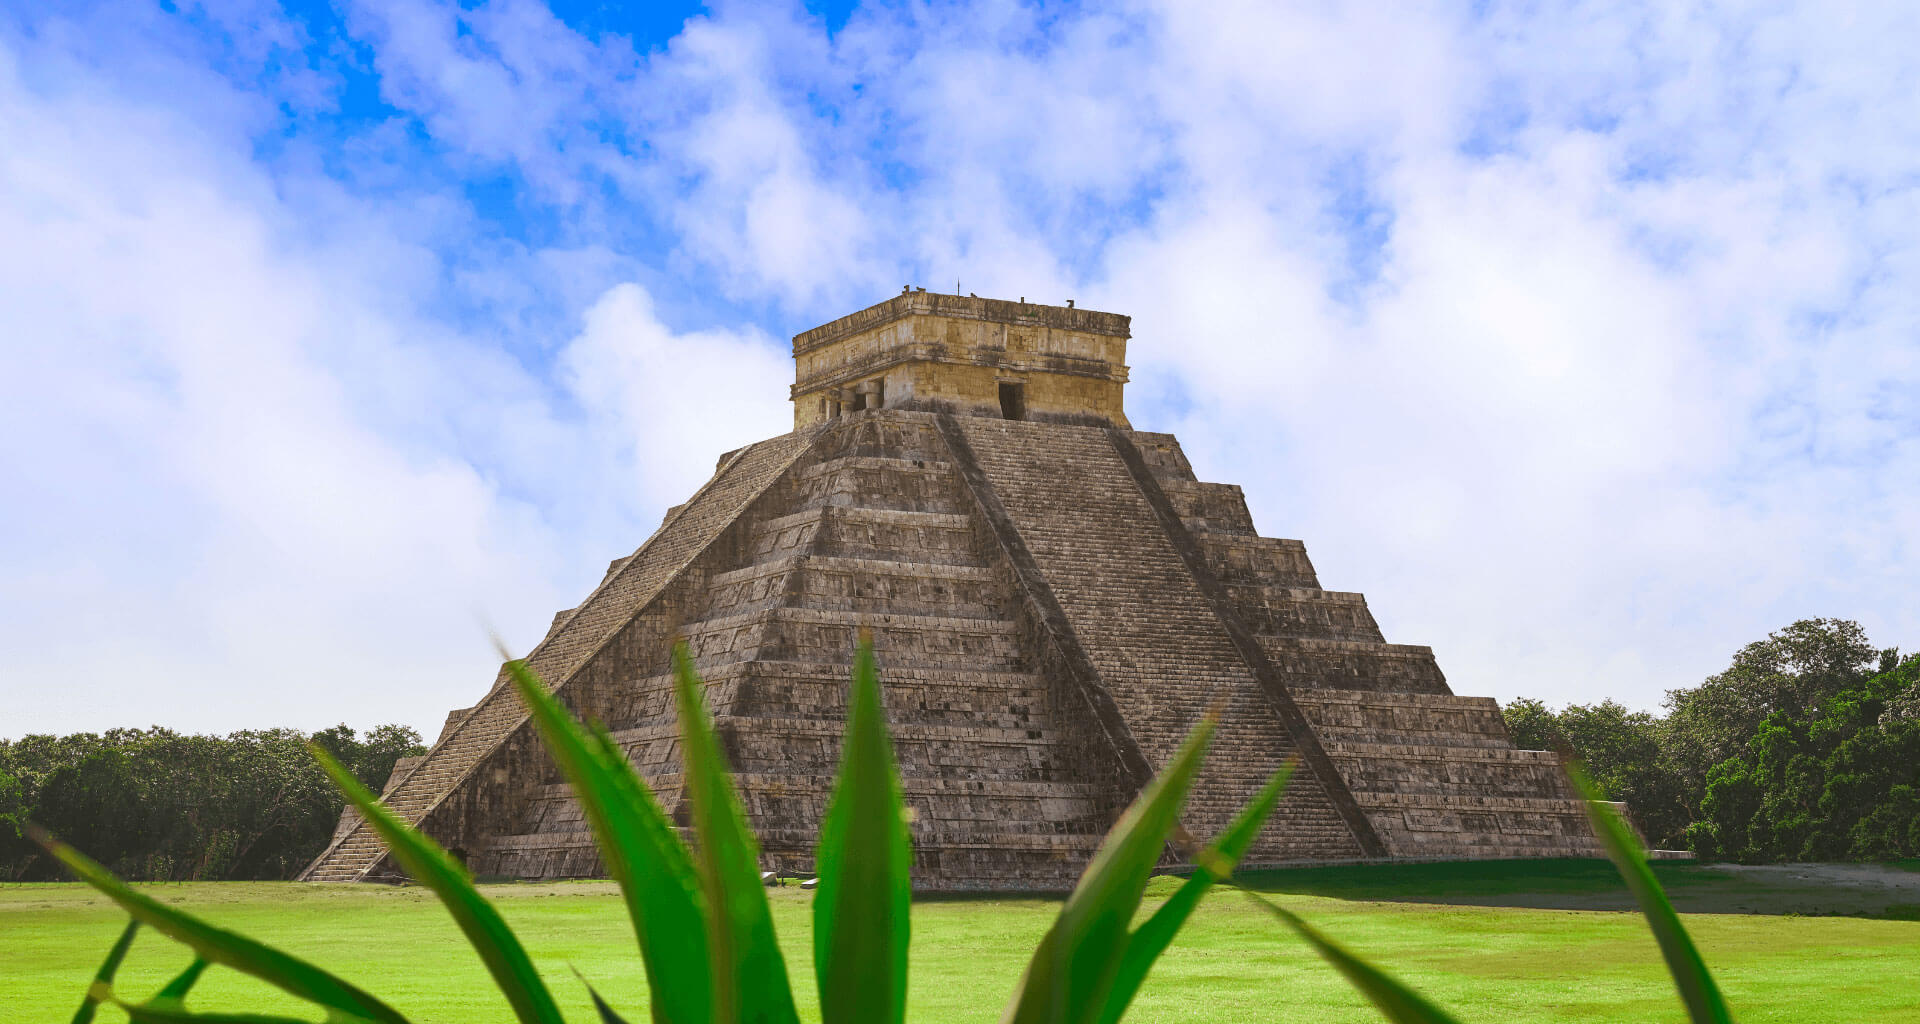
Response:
[1247, 892, 1465, 1024]
[1095, 762, 1294, 1024]
[72, 917, 138, 1024]
[671, 643, 801, 1024]
[504, 654, 711, 1024]
[813, 636, 912, 1024]
[151, 958, 211, 1006]
[310, 745, 565, 1024]
[1569, 764, 1735, 1024]
[1002, 712, 1217, 1024]
[115, 1000, 351, 1024]
[570, 968, 634, 1024]
[33, 830, 407, 1024]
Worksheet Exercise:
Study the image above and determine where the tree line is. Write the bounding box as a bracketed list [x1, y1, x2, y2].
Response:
[0, 724, 424, 881]
[1505, 618, 1920, 861]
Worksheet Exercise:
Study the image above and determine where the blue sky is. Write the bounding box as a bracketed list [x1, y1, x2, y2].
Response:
[3, 0, 1916, 738]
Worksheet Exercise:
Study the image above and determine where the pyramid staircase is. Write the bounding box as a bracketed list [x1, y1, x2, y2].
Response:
[300, 432, 817, 882]
[461, 414, 1126, 888]
[1125, 431, 1597, 860]
[946, 417, 1371, 863]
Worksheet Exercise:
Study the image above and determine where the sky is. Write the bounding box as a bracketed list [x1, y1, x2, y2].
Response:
[2, 0, 1916, 741]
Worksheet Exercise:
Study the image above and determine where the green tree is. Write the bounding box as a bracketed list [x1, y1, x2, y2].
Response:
[34, 745, 152, 877]
[1501, 698, 1564, 752]
[1665, 618, 1882, 807]
[1687, 649, 1920, 862]
[0, 766, 29, 880]
[2, 723, 424, 880]
[1557, 701, 1688, 848]
[1502, 698, 1689, 847]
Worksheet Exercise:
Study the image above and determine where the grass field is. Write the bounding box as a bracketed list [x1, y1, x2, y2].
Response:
[7, 859, 1918, 1023]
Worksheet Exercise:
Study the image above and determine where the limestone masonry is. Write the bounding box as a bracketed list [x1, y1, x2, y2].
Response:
[303, 290, 1599, 888]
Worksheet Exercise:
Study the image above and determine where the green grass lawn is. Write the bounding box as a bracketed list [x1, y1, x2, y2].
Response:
[6, 859, 1917, 1023]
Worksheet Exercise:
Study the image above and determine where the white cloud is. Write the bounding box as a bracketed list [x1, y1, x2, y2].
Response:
[560, 281, 793, 502]
[1092, 0, 1920, 708]
[3, 0, 1917, 741]
[0, 18, 793, 738]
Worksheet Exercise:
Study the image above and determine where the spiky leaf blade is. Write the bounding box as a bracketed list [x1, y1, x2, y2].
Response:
[504, 654, 710, 1024]
[1002, 713, 1217, 1024]
[116, 1002, 352, 1024]
[310, 746, 564, 1024]
[33, 832, 407, 1024]
[1096, 762, 1294, 1024]
[671, 644, 801, 1024]
[571, 968, 635, 1024]
[814, 637, 912, 1024]
[1248, 893, 1465, 1024]
[150, 958, 211, 1007]
[1569, 765, 1736, 1024]
[72, 917, 138, 1024]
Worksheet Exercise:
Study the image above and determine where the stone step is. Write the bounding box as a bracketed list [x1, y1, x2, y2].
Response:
[732, 679, 1058, 729]
[1257, 636, 1450, 695]
[594, 717, 1100, 783]
[746, 506, 985, 567]
[524, 775, 1111, 804]
[589, 661, 1058, 730]
[1344, 791, 1590, 814]
[1330, 749, 1573, 801]
[1194, 534, 1321, 588]
[697, 555, 1008, 622]
[1310, 727, 1514, 750]
[1323, 740, 1562, 764]
[1124, 431, 1197, 481]
[1155, 479, 1257, 535]
[1221, 584, 1385, 643]
[678, 606, 1023, 671]
[791, 455, 969, 515]
[710, 715, 1096, 779]
[1290, 688, 1514, 749]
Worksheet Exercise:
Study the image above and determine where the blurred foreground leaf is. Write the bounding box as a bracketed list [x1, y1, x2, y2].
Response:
[71, 917, 138, 1024]
[1249, 892, 1464, 1024]
[1096, 763, 1294, 1024]
[1571, 765, 1735, 1024]
[1003, 713, 1217, 1024]
[814, 636, 912, 1024]
[312, 746, 564, 1024]
[35, 829, 407, 1024]
[506, 653, 710, 1024]
[672, 644, 801, 1024]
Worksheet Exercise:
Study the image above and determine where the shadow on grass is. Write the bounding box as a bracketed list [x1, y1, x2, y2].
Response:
[1202, 858, 1920, 919]
[905, 858, 1920, 918]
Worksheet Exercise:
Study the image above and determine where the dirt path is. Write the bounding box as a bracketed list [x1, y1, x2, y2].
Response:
[1239, 859, 1920, 915]
[1708, 862, 1920, 896]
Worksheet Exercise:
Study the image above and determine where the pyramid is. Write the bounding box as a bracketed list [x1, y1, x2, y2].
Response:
[302, 291, 1599, 888]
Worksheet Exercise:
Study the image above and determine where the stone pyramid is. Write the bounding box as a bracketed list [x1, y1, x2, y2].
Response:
[302, 291, 1598, 888]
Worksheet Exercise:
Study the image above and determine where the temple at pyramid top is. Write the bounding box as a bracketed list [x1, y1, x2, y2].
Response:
[792, 289, 1132, 429]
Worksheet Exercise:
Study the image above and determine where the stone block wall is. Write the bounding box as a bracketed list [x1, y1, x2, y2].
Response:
[791, 292, 1131, 429]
